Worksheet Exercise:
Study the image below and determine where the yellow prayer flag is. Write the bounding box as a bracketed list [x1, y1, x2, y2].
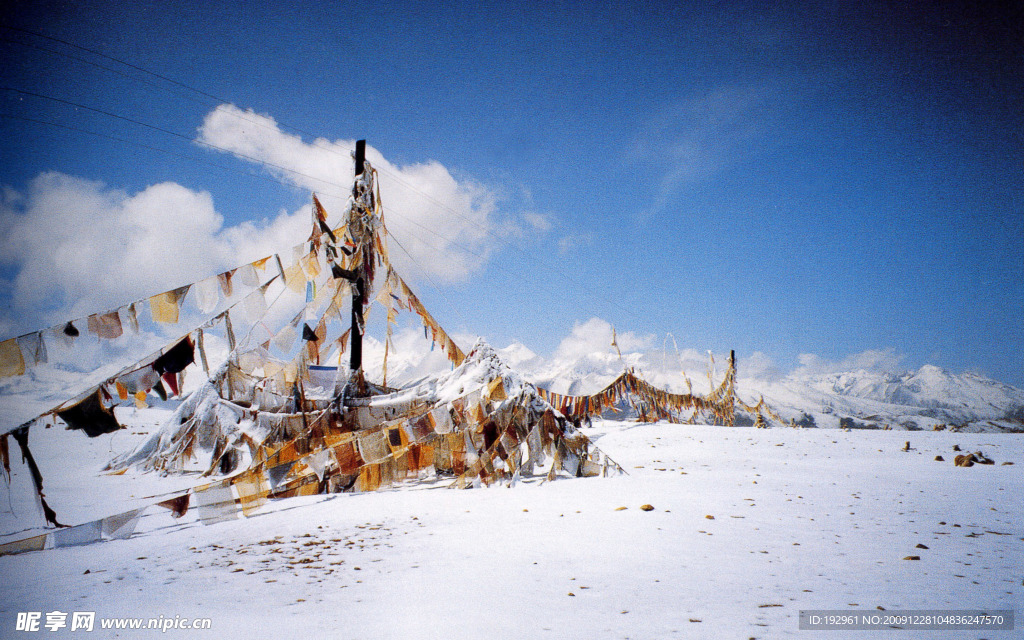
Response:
[283, 264, 305, 293]
[299, 251, 321, 279]
[149, 287, 187, 324]
[0, 338, 25, 378]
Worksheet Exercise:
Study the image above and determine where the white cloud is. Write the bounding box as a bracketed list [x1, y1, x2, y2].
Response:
[523, 212, 552, 232]
[793, 348, 905, 377]
[554, 317, 654, 361]
[557, 232, 593, 256]
[196, 104, 514, 282]
[634, 82, 787, 215]
[738, 350, 782, 381]
[0, 171, 310, 332]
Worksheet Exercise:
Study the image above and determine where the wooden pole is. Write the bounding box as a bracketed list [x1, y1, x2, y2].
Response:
[349, 140, 366, 376]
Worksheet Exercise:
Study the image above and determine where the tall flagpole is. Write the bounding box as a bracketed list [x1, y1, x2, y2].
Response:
[349, 140, 366, 378]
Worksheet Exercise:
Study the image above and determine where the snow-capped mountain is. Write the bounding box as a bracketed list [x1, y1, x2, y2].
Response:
[350, 335, 1024, 433]
[481, 343, 1024, 433]
[745, 364, 1024, 432]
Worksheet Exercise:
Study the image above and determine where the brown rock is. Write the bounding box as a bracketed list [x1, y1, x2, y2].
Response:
[954, 454, 974, 467]
[973, 451, 995, 465]
[614, 506, 627, 511]
[915, 543, 929, 549]
[952, 444, 961, 451]
[934, 455, 944, 461]
[903, 555, 920, 560]
[640, 504, 655, 511]
[705, 515, 715, 520]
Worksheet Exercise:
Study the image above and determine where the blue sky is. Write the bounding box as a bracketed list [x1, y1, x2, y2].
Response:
[1, 1, 1021, 385]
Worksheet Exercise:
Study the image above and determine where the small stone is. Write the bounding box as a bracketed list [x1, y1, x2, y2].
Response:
[83, 569, 90, 575]
[915, 543, 929, 549]
[1002, 461, 1014, 465]
[952, 444, 961, 451]
[640, 504, 655, 511]
[568, 592, 575, 597]
[614, 506, 627, 511]
[934, 455, 944, 461]
[705, 515, 715, 520]
[689, 618, 702, 622]
[903, 555, 920, 560]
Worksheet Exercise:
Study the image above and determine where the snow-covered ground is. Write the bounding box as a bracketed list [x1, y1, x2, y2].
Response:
[1, 411, 1020, 638]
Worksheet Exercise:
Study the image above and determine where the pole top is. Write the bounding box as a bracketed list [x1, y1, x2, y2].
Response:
[355, 140, 366, 177]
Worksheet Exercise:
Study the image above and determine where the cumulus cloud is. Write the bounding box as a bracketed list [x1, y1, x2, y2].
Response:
[554, 317, 654, 361]
[740, 350, 782, 380]
[793, 348, 905, 377]
[197, 104, 519, 282]
[0, 171, 310, 332]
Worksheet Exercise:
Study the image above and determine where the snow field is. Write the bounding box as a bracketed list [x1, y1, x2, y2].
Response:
[1, 418, 1021, 639]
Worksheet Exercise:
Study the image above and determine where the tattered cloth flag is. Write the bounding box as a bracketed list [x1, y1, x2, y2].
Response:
[10, 426, 64, 527]
[57, 390, 121, 437]
[149, 286, 189, 324]
[156, 494, 190, 518]
[101, 508, 145, 540]
[17, 332, 47, 366]
[118, 365, 160, 394]
[313, 195, 337, 243]
[0, 338, 25, 378]
[51, 520, 103, 548]
[154, 337, 195, 376]
[302, 323, 319, 342]
[87, 311, 123, 340]
[193, 484, 238, 526]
